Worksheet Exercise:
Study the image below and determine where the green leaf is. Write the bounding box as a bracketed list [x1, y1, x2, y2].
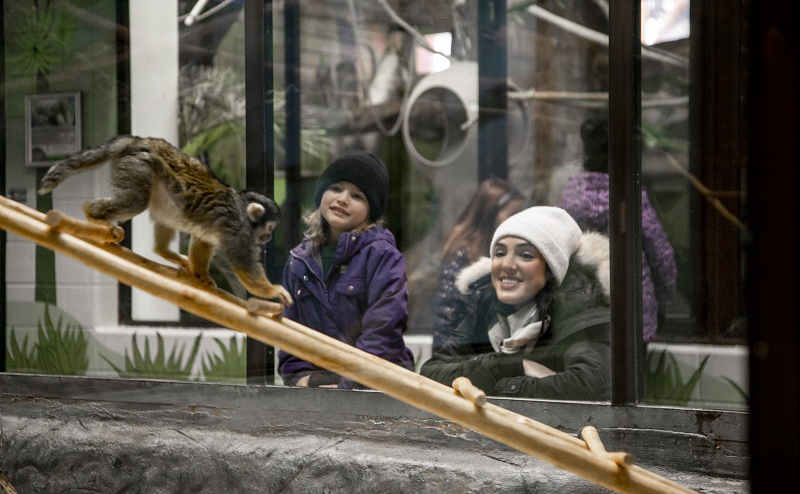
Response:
[113, 332, 203, 380]
[722, 377, 750, 404]
[30, 304, 88, 375]
[201, 336, 246, 383]
[6, 328, 38, 372]
[645, 349, 710, 407]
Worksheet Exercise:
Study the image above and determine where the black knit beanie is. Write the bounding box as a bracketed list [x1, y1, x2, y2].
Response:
[314, 150, 389, 222]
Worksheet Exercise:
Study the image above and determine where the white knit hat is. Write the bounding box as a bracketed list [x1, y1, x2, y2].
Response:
[490, 206, 581, 286]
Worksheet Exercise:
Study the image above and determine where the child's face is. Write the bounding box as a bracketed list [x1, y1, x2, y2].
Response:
[320, 181, 370, 240]
[491, 236, 548, 308]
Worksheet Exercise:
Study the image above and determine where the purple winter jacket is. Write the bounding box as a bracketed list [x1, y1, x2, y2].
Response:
[558, 172, 677, 341]
[278, 226, 415, 389]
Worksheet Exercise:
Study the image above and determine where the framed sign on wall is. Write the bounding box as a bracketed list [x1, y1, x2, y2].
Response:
[25, 92, 82, 167]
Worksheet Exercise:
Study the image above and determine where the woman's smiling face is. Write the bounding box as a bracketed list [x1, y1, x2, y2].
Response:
[491, 236, 549, 308]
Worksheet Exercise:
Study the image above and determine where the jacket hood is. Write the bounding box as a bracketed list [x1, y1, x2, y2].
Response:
[455, 231, 611, 298]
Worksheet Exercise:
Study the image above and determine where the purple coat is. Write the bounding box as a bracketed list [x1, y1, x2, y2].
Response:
[558, 172, 677, 341]
[278, 226, 415, 389]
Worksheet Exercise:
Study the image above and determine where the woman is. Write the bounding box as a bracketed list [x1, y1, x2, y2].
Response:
[420, 206, 612, 400]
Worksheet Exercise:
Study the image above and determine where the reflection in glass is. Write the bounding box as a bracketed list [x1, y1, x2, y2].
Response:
[1, 0, 747, 410]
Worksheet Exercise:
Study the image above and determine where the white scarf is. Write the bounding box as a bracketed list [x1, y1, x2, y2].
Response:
[488, 300, 543, 354]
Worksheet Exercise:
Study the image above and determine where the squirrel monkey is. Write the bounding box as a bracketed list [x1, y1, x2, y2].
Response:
[38, 135, 292, 307]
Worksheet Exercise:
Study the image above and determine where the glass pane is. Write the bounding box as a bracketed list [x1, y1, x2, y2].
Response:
[272, 1, 617, 401]
[2, 0, 252, 383]
[1, 0, 747, 410]
[640, 0, 747, 410]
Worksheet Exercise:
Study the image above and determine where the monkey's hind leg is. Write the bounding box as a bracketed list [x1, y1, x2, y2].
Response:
[80, 203, 126, 243]
[82, 154, 152, 242]
[187, 236, 216, 287]
[153, 223, 191, 273]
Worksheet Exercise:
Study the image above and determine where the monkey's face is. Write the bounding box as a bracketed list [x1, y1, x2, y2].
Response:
[255, 220, 278, 245]
[242, 191, 281, 246]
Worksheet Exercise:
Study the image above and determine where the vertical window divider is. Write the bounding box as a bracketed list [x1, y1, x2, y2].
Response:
[245, 0, 276, 385]
[608, 0, 644, 405]
[478, 0, 509, 181]
[0, 0, 6, 372]
[116, 0, 132, 324]
[284, 0, 302, 248]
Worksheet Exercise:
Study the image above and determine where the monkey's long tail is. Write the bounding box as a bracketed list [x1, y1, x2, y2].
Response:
[37, 135, 136, 195]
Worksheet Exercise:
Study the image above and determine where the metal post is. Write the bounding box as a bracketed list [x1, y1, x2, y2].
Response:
[244, 0, 276, 385]
[478, 0, 508, 181]
[284, 0, 302, 248]
[0, 0, 6, 371]
[748, 1, 800, 491]
[116, 0, 133, 323]
[608, 0, 643, 405]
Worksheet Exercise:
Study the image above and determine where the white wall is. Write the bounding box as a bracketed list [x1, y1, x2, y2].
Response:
[129, 0, 181, 321]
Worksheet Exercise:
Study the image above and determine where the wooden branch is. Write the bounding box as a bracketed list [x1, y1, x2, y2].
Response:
[45, 210, 125, 243]
[452, 376, 488, 407]
[0, 474, 19, 494]
[0, 195, 46, 221]
[582, 426, 638, 467]
[0, 196, 697, 494]
[525, 4, 687, 68]
[665, 152, 746, 230]
[312, 100, 404, 136]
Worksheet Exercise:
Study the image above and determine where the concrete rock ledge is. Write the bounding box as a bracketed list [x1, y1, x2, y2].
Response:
[1, 395, 748, 494]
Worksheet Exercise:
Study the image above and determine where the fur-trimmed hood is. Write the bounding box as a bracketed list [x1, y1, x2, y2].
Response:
[455, 231, 611, 297]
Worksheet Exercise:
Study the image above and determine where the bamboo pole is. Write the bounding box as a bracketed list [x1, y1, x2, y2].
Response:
[452, 376, 488, 407]
[44, 210, 124, 243]
[0, 194, 46, 221]
[582, 426, 638, 467]
[0, 198, 698, 494]
[664, 152, 746, 231]
[0, 474, 19, 494]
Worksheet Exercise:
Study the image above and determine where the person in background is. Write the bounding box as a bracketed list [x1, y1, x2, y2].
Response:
[432, 178, 526, 352]
[421, 206, 612, 400]
[558, 117, 677, 341]
[278, 151, 415, 388]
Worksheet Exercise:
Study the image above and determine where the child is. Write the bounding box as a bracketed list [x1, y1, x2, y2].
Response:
[278, 150, 415, 389]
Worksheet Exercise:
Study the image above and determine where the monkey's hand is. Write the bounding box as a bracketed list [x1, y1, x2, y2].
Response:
[250, 284, 292, 307]
[246, 297, 284, 318]
[273, 285, 293, 307]
[232, 267, 293, 307]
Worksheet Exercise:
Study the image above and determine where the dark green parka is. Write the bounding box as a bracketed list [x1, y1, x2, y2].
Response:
[420, 232, 612, 401]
